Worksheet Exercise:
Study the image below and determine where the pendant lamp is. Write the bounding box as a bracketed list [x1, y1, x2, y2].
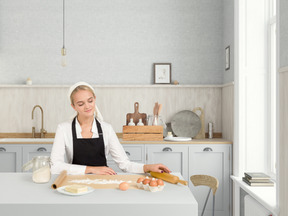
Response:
[61, 0, 66, 67]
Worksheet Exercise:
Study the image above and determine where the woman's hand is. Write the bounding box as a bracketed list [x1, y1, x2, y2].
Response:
[85, 166, 117, 175]
[143, 163, 171, 173]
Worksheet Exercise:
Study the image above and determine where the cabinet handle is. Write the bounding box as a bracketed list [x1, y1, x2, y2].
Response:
[125, 151, 131, 156]
[163, 147, 172, 152]
[0, 147, 6, 152]
[203, 147, 213, 152]
[37, 147, 47, 152]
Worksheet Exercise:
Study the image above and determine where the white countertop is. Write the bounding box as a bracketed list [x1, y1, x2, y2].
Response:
[0, 173, 198, 216]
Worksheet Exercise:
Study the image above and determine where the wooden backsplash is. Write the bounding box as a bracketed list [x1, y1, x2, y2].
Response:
[0, 85, 223, 133]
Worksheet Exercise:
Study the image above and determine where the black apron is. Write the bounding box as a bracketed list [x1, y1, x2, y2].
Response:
[72, 117, 107, 166]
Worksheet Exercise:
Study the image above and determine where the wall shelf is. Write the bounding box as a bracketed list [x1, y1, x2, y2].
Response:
[0, 83, 234, 88]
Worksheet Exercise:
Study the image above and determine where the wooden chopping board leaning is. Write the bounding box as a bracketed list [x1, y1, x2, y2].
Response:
[192, 107, 205, 139]
[126, 102, 147, 126]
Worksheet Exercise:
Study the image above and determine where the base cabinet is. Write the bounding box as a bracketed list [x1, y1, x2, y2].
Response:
[107, 144, 145, 172]
[189, 145, 231, 216]
[146, 145, 189, 181]
[22, 145, 52, 172]
[0, 145, 22, 172]
[0, 144, 52, 172]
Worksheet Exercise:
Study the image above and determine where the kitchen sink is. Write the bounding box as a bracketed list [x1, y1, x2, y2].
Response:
[0, 138, 54, 143]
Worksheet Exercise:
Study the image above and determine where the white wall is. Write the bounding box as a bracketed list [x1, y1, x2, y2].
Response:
[223, 0, 234, 84]
[0, 0, 224, 85]
[279, 69, 288, 216]
[280, 0, 288, 67]
[279, 0, 288, 215]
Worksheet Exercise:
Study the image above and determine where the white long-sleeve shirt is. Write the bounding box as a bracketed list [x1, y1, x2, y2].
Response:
[50, 118, 144, 175]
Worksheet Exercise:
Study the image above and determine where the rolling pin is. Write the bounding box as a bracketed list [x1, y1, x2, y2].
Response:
[150, 172, 188, 186]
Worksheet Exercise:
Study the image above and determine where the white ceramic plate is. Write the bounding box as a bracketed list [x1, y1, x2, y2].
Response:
[56, 186, 95, 196]
[164, 136, 192, 142]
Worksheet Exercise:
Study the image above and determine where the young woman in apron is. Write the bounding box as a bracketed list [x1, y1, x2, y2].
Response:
[50, 82, 171, 175]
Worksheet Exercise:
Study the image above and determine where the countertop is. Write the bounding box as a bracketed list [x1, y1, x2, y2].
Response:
[0, 172, 198, 216]
[0, 137, 232, 144]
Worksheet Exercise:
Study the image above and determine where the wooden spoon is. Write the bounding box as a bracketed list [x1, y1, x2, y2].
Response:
[158, 104, 162, 116]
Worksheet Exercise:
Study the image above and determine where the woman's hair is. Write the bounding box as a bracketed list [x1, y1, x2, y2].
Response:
[70, 85, 95, 105]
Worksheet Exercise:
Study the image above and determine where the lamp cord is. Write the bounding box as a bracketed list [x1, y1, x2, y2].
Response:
[62, 0, 65, 48]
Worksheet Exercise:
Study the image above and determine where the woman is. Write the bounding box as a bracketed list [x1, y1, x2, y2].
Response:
[50, 81, 171, 175]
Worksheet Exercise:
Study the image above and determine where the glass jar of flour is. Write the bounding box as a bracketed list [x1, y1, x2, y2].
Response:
[22, 156, 51, 183]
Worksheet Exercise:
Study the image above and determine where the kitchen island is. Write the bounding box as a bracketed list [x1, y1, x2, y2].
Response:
[0, 173, 198, 216]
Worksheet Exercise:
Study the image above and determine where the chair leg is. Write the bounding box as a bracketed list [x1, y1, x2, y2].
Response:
[201, 188, 211, 216]
[212, 195, 215, 216]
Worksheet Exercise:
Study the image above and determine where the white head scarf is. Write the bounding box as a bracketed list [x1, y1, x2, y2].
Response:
[68, 81, 104, 121]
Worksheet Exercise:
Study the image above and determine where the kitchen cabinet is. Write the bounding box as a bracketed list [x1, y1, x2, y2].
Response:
[107, 144, 145, 172]
[0, 144, 52, 173]
[22, 144, 52, 172]
[146, 145, 189, 181]
[189, 144, 232, 216]
[0, 145, 22, 172]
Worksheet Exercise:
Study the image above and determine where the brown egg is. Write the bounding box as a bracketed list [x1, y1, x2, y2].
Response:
[149, 180, 158, 187]
[137, 177, 144, 183]
[119, 182, 129, 191]
[157, 179, 164, 186]
[142, 178, 151, 185]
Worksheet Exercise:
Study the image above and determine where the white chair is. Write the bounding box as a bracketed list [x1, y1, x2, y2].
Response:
[190, 175, 219, 216]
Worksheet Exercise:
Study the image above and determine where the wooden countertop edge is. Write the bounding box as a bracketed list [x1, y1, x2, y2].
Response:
[0, 132, 222, 139]
[0, 133, 55, 138]
[0, 133, 232, 144]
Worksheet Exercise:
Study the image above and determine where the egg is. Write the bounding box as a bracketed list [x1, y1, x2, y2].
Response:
[149, 180, 158, 187]
[142, 178, 151, 185]
[157, 179, 164, 186]
[137, 177, 144, 183]
[119, 182, 129, 191]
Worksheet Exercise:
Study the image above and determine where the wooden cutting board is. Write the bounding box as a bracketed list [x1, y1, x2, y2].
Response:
[126, 102, 147, 125]
[192, 107, 205, 139]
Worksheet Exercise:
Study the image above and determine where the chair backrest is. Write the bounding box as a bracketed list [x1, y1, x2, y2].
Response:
[190, 175, 219, 195]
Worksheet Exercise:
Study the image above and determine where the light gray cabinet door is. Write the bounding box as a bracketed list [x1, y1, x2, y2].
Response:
[146, 145, 189, 181]
[22, 145, 52, 172]
[189, 145, 231, 216]
[107, 144, 145, 173]
[0, 145, 22, 172]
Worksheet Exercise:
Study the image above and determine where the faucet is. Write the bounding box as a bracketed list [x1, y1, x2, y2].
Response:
[32, 105, 47, 138]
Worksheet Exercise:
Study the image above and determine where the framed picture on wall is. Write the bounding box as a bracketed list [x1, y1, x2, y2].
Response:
[225, 46, 230, 70]
[154, 63, 171, 84]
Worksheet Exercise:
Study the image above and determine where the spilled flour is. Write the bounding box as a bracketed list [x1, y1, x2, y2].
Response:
[69, 178, 133, 185]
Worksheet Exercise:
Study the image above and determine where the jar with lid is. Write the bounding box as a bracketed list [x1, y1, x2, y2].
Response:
[22, 156, 51, 183]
